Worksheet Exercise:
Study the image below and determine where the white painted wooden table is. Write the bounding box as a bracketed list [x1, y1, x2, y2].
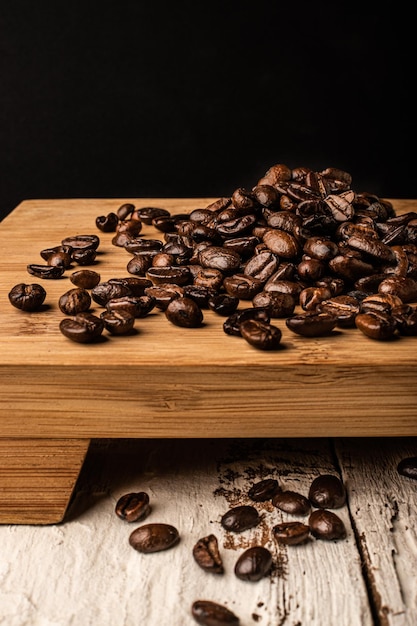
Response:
[0, 437, 415, 626]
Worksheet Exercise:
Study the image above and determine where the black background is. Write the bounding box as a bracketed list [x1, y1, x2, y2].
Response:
[0, 1, 414, 221]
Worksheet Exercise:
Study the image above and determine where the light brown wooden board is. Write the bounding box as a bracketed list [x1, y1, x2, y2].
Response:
[1, 198, 416, 438]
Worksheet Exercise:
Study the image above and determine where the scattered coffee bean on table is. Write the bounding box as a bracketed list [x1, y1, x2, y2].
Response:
[308, 474, 347, 509]
[191, 599, 240, 625]
[129, 522, 180, 553]
[308, 509, 347, 541]
[115, 491, 151, 522]
[220, 505, 260, 532]
[234, 546, 273, 582]
[192, 534, 224, 574]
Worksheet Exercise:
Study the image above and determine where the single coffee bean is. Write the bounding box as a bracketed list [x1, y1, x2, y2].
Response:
[165, 297, 203, 328]
[27, 264, 65, 279]
[91, 281, 131, 306]
[272, 490, 311, 516]
[272, 521, 310, 545]
[223, 307, 270, 336]
[71, 246, 97, 266]
[208, 293, 240, 316]
[95, 212, 119, 232]
[248, 478, 280, 501]
[252, 291, 296, 318]
[59, 312, 104, 343]
[397, 456, 417, 480]
[285, 312, 337, 337]
[240, 319, 282, 350]
[308, 474, 346, 509]
[105, 295, 154, 318]
[355, 311, 397, 340]
[8, 283, 47, 311]
[70, 269, 101, 289]
[108, 276, 153, 296]
[392, 304, 417, 335]
[115, 491, 151, 522]
[61, 234, 100, 251]
[146, 265, 191, 286]
[145, 285, 183, 310]
[191, 600, 240, 626]
[199, 246, 242, 274]
[220, 505, 260, 532]
[234, 546, 272, 581]
[308, 509, 347, 540]
[100, 309, 136, 335]
[192, 534, 224, 574]
[117, 202, 135, 220]
[129, 522, 179, 553]
[133, 206, 170, 224]
[59, 288, 92, 315]
[223, 274, 264, 300]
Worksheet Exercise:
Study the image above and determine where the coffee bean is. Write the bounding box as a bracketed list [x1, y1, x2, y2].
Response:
[309, 509, 347, 540]
[240, 319, 282, 350]
[308, 474, 346, 509]
[223, 307, 270, 336]
[272, 490, 311, 516]
[165, 296, 204, 328]
[115, 491, 151, 522]
[95, 212, 119, 232]
[248, 478, 280, 502]
[191, 600, 240, 625]
[59, 288, 92, 315]
[8, 283, 47, 311]
[129, 523, 179, 553]
[192, 534, 224, 574]
[59, 312, 104, 343]
[285, 312, 338, 337]
[272, 521, 310, 545]
[208, 294, 239, 316]
[221, 505, 260, 532]
[234, 546, 272, 582]
[27, 264, 65, 279]
[355, 311, 397, 340]
[70, 269, 101, 289]
[100, 309, 136, 335]
[397, 456, 417, 479]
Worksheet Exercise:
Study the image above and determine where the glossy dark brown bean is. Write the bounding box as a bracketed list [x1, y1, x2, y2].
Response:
[27, 264, 65, 279]
[192, 534, 224, 574]
[100, 309, 136, 335]
[208, 294, 239, 316]
[8, 283, 47, 311]
[272, 490, 311, 516]
[378, 276, 417, 303]
[133, 206, 170, 224]
[61, 234, 100, 251]
[234, 546, 272, 581]
[223, 274, 264, 300]
[220, 505, 260, 532]
[199, 246, 242, 274]
[240, 319, 282, 350]
[223, 307, 270, 336]
[115, 492, 151, 522]
[397, 456, 417, 480]
[191, 600, 240, 626]
[263, 228, 302, 258]
[146, 265, 191, 286]
[59, 312, 104, 343]
[355, 312, 397, 340]
[285, 312, 337, 337]
[317, 295, 360, 327]
[165, 296, 203, 327]
[392, 304, 417, 335]
[308, 474, 346, 509]
[70, 269, 101, 289]
[129, 523, 179, 553]
[308, 509, 347, 541]
[272, 521, 310, 545]
[95, 212, 119, 232]
[91, 281, 131, 306]
[59, 288, 92, 315]
[105, 295, 155, 318]
[248, 478, 280, 502]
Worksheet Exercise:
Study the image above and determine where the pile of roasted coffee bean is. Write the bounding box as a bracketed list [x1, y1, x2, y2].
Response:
[7, 163, 417, 346]
[115, 472, 348, 625]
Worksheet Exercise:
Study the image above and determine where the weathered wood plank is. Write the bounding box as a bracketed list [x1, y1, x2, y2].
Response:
[336, 438, 417, 626]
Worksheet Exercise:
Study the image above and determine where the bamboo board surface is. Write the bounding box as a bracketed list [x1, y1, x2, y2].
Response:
[1, 437, 415, 626]
[0, 198, 416, 438]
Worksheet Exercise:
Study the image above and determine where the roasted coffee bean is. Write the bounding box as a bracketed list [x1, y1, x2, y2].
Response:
[108, 276, 153, 296]
[106, 295, 155, 318]
[192, 534, 224, 574]
[252, 291, 296, 318]
[223, 307, 270, 336]
[221, 505, 260, 532]
[70, 269, 101, 289]
[129, 522, 179, 553]
[194, 268, 224, 292]
[308, 509, 347, 540]
[115, 491, 151, 522]
[285, 312, 337, 337]
[165, 296, 203, 327]
[243, 250, 280, 282]
[263, 228, 302, 258]
[240, 319, 282, 350]
[272, 490, 311, 516]
[101, 309, 135, 334]
[297, 258, 326, 282]
[303, 236, 339, 261]
[378, 276, 417, 303]
[133, 206, 170, 224]
[126, 254, 154, 276]
[95, 212, 119, 232]
[145, 285, 183, 310]
[124, 238, 163, 254]
[263, 276, 303, 298]
[272, 521, 310, 545]
[91, 281, 131, 306]
[223, 274, 264, 300]
[397, 456, 417, 479]
[191, 600, 240, 626]
[41, 246, 73, 269]
[59, 312, 104, 343]
[27, 264, 65, 279]
[392, 304, 417, 335]
[71, 247, 97, 266]
[234, 546, 272, 581]
[308, 474, 346, 509]
[146, 265, 191, 286]
[199, 246, 242, 274]
[183, 285, 217, 308]
[116, 202, 135, 220]
[355, 311, 397, 340]
[8, 283, 47, 311]
[299, 286, 333, 311]
[223, 235, 260, 259]
[59, 288, 92, 315]
[61, 234, 100, 251]
[208, 293, 239, 316]
[248, 478, 280, 501]
[317, 295, 360, 327]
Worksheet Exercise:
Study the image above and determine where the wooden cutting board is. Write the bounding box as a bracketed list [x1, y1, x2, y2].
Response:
[0, 197, 416, 523]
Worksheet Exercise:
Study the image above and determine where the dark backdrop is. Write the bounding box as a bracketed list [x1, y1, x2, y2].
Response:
[0, 1, 414, 221]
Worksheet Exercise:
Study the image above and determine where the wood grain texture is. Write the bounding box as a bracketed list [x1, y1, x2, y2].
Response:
[2, 437, 414, 625]
[0, 198, 416, 438]
[0, 438, 90, 523]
